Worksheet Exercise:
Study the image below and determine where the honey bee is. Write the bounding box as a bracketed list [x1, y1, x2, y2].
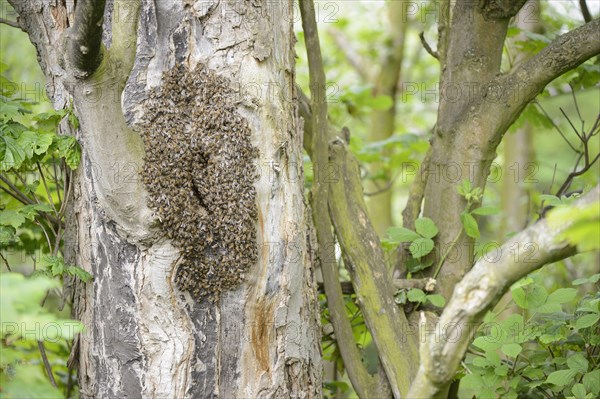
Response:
[138, 64, 259, 303]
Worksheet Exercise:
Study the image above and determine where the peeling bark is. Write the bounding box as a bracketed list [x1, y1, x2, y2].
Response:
[10, 0, 320, 397]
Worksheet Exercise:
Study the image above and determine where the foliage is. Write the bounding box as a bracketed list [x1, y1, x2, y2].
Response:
[1, 71, 88, 397]
[548, 199, 600, 252]
[384, 216, 438, 273]
[320, 292, 378, 399]
[0, 273, 82, 399]
[459, 276, 600, 399]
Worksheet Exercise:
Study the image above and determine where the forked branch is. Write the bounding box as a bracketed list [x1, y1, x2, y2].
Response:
[407, 185, 600, 397]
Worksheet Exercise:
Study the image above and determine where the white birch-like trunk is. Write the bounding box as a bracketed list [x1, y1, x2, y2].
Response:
[10, 0, 321, 397]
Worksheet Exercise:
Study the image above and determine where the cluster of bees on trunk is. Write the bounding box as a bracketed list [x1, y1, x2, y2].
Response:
[138, 65, 259, 302]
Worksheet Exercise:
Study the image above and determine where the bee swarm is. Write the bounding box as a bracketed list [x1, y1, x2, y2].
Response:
[139, 65, 259, 302]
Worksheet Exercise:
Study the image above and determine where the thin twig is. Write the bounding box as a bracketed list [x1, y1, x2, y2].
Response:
[560, 108, 583, 141]
[58, 165, 73, 217]
[35, 221, 53, 249]
[569, 84, 584, 131]
[15, 171, 42, 204]
[364, 171, 401, 196]
[0, 17, 22, 30]
[0, 252, 11, 271]
[0, 175, 35, 205]
[534, 101, 579, 153]
[37, 162, 58, 215]
[37, 341, 58, 388]
[52, 158, 62, 204]
[419, 31, 439, 60]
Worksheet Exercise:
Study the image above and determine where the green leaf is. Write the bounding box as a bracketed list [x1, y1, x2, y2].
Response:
[415, 217, 438, 239]
[407, 257, 434, 273]
[42, 255, 65, 277]
[0, 225, 16, 244]
[546, 288, 578, 305]
[473, 336, 501, 352]
[547, 369, 578, 387]
[471, 206, 499, 216]
[0, 209, 26, 229]
[539, 194, 563, 206]
[512, 277, 534, 289]
[426, 294, 446, 307]
[409, 237, 434, 258]
[407, 288, 426, 303]
[0, 100, 21, 120]
[583, 369, 600, 395]
[1, 135, 26, 170]
[19, 204, 54, 221]
[461, 212, 480, 239]
[457, 179, 472, 197]
[573, 273, 600, 285]
[501, 343, 522, 358]
[576, 313, 600, 329]
[55, 135, 81, 169]
[567, 353, 588, 373]
[571, 384, 587, 399]
[511, 283, 548, 309]
[68, 110, 80, 129]
[394, 289, 408, 305]
[539, 333, 565, 344]
[12, 130, 54, 159]
[66, 266, 93, 282]
[386, 226, 420, 243]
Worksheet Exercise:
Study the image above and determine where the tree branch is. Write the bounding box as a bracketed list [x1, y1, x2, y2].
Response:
[579, 0, 592, 23]
[487, 18, 600, 144]
[328, 139, 419, 398]
[299, 2, 392, 398]
[0, 17, 22, 30]
[419, 31, 439, 60]
[318, 277, 437, 295]
[65, 0, 107, 78]
[407, 185, 600, 397]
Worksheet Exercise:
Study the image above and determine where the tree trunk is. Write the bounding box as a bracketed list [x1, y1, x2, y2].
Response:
[367, 1, 408, 236]
[10, 0, 321, 397]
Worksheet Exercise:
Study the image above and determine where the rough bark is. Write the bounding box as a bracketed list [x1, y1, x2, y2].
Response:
[424, 0, 600, 299]
[10, 0, 321, 397]
[329, 140, 418, 398]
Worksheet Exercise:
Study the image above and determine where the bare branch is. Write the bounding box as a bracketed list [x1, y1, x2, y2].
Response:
[407, 185, 600, 397]
[65, 0, 107, 78]
[580, 0, 593, 23]
[328, 139, 419, 397]
[318, 278, 437, 295]
[0, 17, 22, 30]
[300, 1, 392, 397]
[419, 32, 439, 60]
[491, 18, 600, 140]
[38, 340, 58, 388]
